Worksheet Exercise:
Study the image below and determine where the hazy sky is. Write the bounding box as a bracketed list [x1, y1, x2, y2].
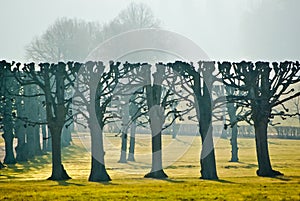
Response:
[0, 0, 299, 62]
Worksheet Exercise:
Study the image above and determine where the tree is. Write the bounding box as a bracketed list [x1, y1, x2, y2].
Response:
[127, 90, 143, 162]
[102, 2, 160, 39]
[225, 86, 239, 162]
[0, 61, 16, 164]
[25, 18, 103, 62]
[169, 61, 219, 180]
[213, 84, 239, 162]
[15, 61, 78, 180]
[74, 61, 112, 182]
[218, 61, 300, 177]
[25, 3, 160, 63]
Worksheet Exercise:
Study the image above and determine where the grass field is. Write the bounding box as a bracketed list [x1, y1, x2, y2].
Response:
[0, 134, 299, 200]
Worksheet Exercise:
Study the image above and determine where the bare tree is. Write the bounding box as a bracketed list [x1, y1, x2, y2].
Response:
[15, 62, 78, 180]
[218, 61, 300, 177]
[25, 3, 160, 63]
[0, 61, 16, 164]
[25, 18, 103, 62]
[102, 2, 160, 38]
[169, 61, 218, 180]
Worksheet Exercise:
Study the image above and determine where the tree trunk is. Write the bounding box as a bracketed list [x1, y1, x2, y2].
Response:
[42, 125, 47, 152]
[15, 96, 28, 162]
[61, 125, 72, 147]
[15, 119, 28, 162]
[143, 64, 167, 179]
[254, 117, 283, 177]
[26, 125, 35, 158]
[199, 122, 218, 180]
[191, 63, 218, 180]
[88, 123, 111, 182]
[46, 129, 52, 151]
[0, 161, 5, 169]
[144, 131, 168, 179]
[230, 124, 239, 162]
[195, 82, 218, 180]
[118, 126, 128, 163]
[3, 100, 16, 164]
[172, 120, 177, 139]
[47, 127, 71, 180]
[34, 125, 43, 155]
[127, 120, 136, 161]
[3, 132, 16, 164]
[226, 86, 239, 162]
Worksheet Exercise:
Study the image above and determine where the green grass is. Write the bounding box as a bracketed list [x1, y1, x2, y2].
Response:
[0, 136, 299, 200]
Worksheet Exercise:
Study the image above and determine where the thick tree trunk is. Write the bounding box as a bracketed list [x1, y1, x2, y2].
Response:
[89, 156, 111, 182]
[88, 124, 111, 182]
[192, 64, 218, 180]
[3, 105, 16, 164]
[196, 90, 218, 179]
[47, 127, 71, 180]
[144, 65, 167, 179]
[3, 132, 16, 164]
[0, 161, 5, 169]
[199, 122, 218, 180]
[144, 131, 168, 179]
[127, 120, 136, 161]
[254, 117, 283, 177]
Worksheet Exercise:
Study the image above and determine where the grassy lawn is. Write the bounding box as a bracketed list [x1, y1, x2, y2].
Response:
[0, 135, 299, 200]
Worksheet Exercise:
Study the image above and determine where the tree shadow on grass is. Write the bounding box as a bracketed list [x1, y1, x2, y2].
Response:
[214, 179, 235, 184]
[227, 161, 258, 169]
[5, 154, 52, 174]
[0, 145, 85, 181]
[57, 180, 86, 186]
[271, 175, 291, 181]
[162, 178, 185, 183]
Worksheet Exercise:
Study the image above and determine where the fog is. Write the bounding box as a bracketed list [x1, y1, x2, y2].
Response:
[1, 0, 299, 62]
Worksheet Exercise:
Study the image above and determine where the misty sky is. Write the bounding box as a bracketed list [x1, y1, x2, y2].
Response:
[1, 0, 299, 62]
